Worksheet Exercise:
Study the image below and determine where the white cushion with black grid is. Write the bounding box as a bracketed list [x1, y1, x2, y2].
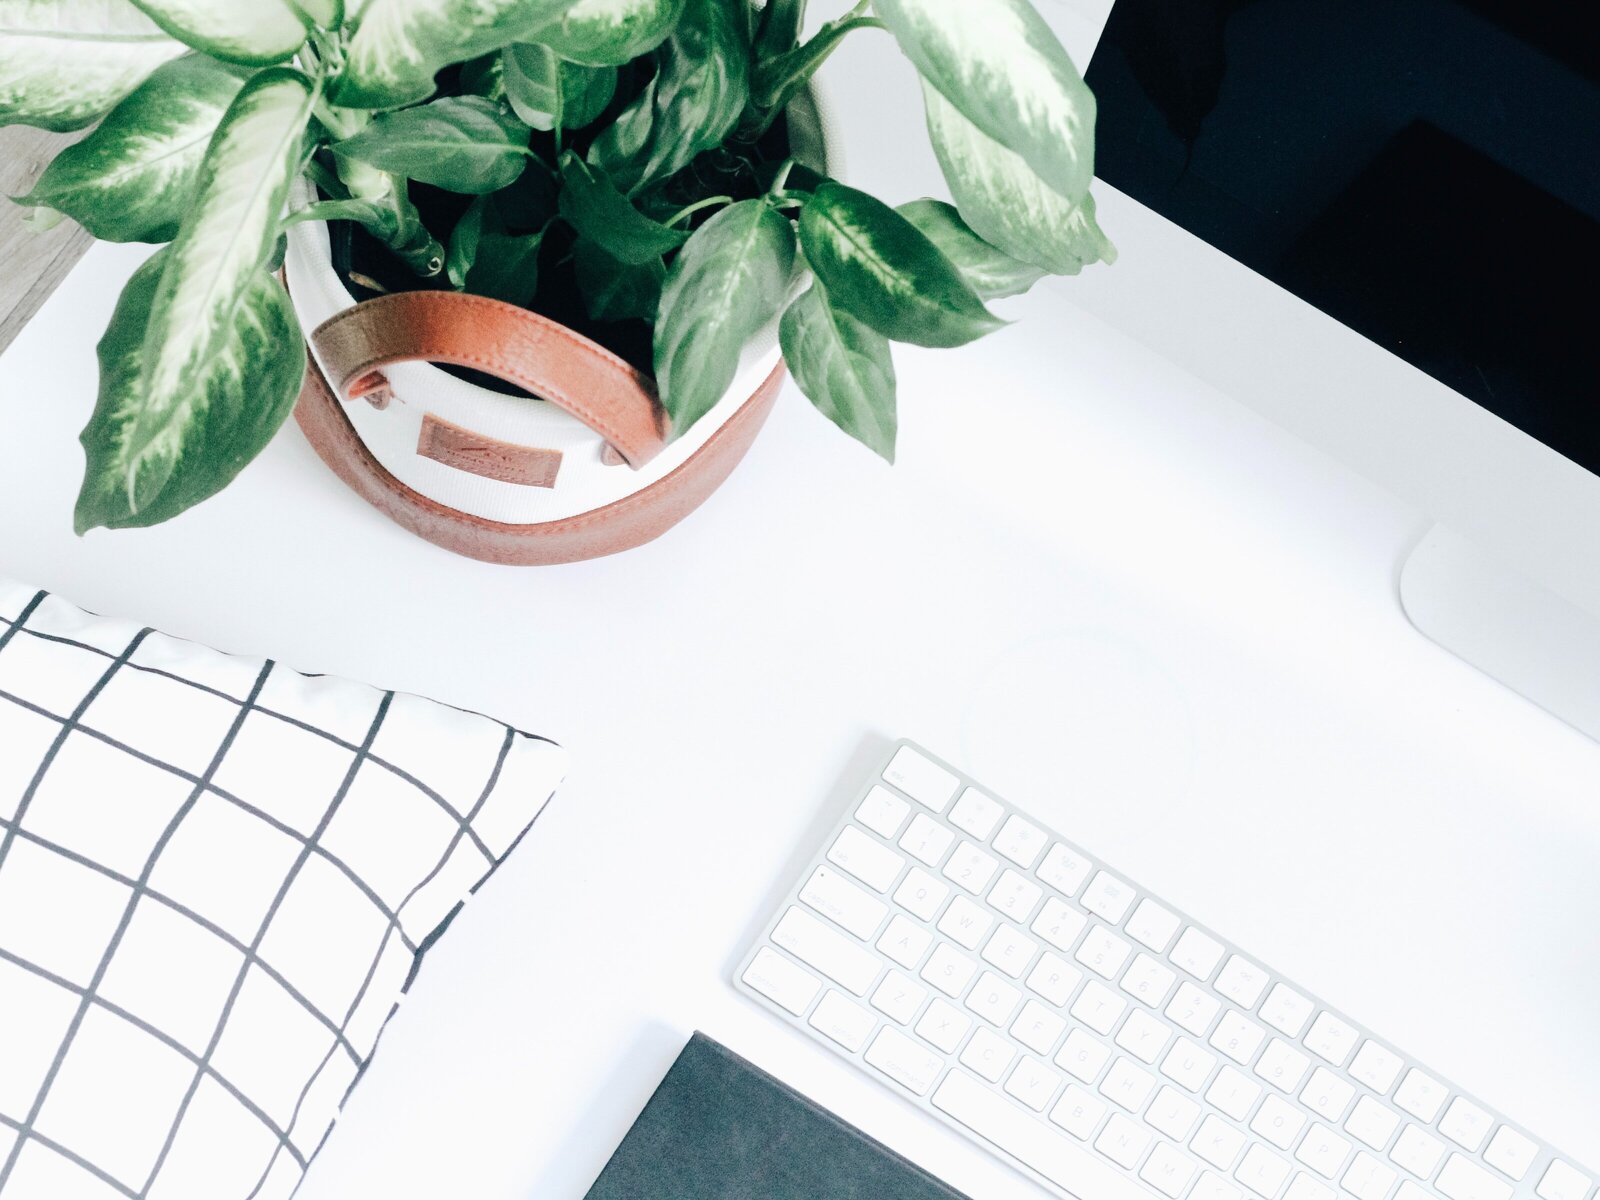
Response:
[0, 580, 566, 1200]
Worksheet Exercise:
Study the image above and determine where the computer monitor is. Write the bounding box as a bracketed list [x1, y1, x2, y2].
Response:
[1044, 0, 1600, 739]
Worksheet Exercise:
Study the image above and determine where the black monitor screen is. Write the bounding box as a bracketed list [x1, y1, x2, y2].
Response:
[1085, 0, 1600, 477]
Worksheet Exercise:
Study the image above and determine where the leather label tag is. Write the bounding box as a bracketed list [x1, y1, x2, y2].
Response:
[416, 414, 562, 488]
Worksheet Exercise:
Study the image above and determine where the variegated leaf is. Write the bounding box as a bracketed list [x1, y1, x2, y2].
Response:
[922, 81, 1114, 276]
[780, 281, 897, 462]
[14, 56, 246, 243]
[117, 67, 314, 512]
[76, 248, 304, 531]
[875, 0, 1095, 203]
[332, 0, 570, 109]
[533, 0, 685, 68]
[896, 198, 1045, 299]
[0, 0, 185, 132]
[129, 0, 309, 65]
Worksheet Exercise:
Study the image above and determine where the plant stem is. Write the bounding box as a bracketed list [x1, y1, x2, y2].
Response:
[664, 195, 733, 226]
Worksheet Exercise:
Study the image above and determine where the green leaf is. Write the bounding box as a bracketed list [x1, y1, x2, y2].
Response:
[921, 81, 1115, 275]
[446, 195, 485, 287]
[895, 198, 1045, 298]
[113, 67, 314, 515]
[561, 59, 618, 128]
[331, 96, 531, 194]
[780, 280, 896, 461]
[874, 0, 1095, 203]
[574, 237, 664, 321]
[459, 50, 506, 100]
[654, 198, 794, 435]
[129, 0, 310, 65]
[501, 42, 561, 129]
[587, 0, 748, 195]
[293, 0, 343, 26]
[466, 229, 542, 306]
[531, 0, 685, 68]
[283, 197, 403, 245]
[0, 0, 185, 132]
[76, 248, 304, 531]
[752, 0, 803, 61]
[798, 180, 1003, 348]
[332, 0, 570, 109]
[557, 152, 686, 265]
[13, 56, 246, 243]
[750, 12, 875, 111]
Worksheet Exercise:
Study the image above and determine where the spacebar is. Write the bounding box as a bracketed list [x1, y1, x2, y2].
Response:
[932, 1071, 1151, 1200]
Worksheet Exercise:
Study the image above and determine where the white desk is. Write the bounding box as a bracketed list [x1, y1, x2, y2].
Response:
[2, 23, 1596, 1199]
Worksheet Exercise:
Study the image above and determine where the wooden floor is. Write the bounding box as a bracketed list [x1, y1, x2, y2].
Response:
[0, 127, 94, 354]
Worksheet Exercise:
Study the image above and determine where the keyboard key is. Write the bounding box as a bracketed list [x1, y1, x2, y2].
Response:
[1482, 1126, 1538, 1181]
[900, 812, 956, 865]
[1438, 1155, 1514, 1200]
[1057, 1027, 1112, 1082]
[1070, 979, 1128, 1035]
[1252, 1095, 1307, 1150]
[1237, 1144, 1293, 1198]
[1207, 1065, 1263, 1121]
[866, 1026, 944, 1095]
[1082, 871, 1136, 923]
[1194, 1172, 1246, 1200]
[1120, 952, 1177, 1007]
[966, 970, 1021, 1026]
[921, 942, 978, 997]
[1146, 1085, 1201, 1140]
[1012, 998, 1067, 1056]
[1168, 981, 1223, 1036]
[1026, 950, 1083, 1006]
[981, 923, 1038, 979]
[894, 866, 949, 921]
[1348, 1040, 1404, 1095]
[810, 989, 876, 1051]
[1161, 1037, 1218, 1092]
[1254, 1038, 1311, 1093]
[1096, 1112, 1152, 1169]
[1193, 1114, 1247, 1170]
[772, 907, 880, 994]
[993, 814, 1048, 868]
[1051, 1084, 1108, 1140]
[1537, 1162, 1594, 1200]
[1210, 1010, 1268, 1064]
[1170, 926, 1226, 980]
[883, 745, 958, 812]
[960, 1026, 1016, 1082]
[801, 865, 889, 938]
[943, 840, 1000, 894]
[948, 787, 1003, 839]
[1076, 924, 1134, 979]
[827, 826, 905, 892]
[1037, 843, 1093, 895]
[856, 785, 910, 837]
[937, 895, 993, 949]
[1439, 1097, 1493, 1152]
[1343, 1152, 1399, 1200]
[1300, 1067, 1355, 1121]
[1393, 1068, 1447, 1123]
[1390, 1124, 1446, 1179]
[742, 946, 821, 1014]
[1295, 1124, 1351, 1179]
[1115, 1009, 1172, 1065]
[1033, 896, 1089, 951]
[987, 868, 1043, 921]
[870, 971, 927, 1024]
[1304, 1012, 1359, 1066]
[915, 997, 972, 1052]
[1216, 955, 1270, 1008]
[1142, 1142, 1201, 1197]
[1100, 1057, 1158, 1111]
[877, 913, 932, 968]
[1126, 899, 1182, 952]
[1260, 984, 1314, 1038]
[1344, 1095, 1402, 1150]
[1006, 1056, 1063, 1112]
[1285, 1175, 1335, 1200]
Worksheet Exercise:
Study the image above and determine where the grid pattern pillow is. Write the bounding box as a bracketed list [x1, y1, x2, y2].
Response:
[0, 580, 566, 1200]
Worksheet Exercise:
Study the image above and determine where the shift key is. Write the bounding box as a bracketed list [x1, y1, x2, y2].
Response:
[772, 907, 881, 995]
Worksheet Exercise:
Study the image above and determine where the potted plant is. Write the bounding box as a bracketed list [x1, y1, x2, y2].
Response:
[4, 0, 1113, 563]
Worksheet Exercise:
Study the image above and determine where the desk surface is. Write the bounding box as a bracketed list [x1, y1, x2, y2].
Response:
[1, 16, 1596, 1198]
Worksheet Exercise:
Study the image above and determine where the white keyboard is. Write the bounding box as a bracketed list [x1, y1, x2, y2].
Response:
[735, 741, 1594, 1200]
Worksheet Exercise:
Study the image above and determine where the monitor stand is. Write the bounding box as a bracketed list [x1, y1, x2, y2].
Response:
[1401, 525, 1600, 743]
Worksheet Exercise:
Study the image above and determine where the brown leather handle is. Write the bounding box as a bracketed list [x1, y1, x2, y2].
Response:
[309, 290, 667, 469]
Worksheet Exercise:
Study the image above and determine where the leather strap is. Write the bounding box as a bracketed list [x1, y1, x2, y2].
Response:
[309, 290, 668, 469]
